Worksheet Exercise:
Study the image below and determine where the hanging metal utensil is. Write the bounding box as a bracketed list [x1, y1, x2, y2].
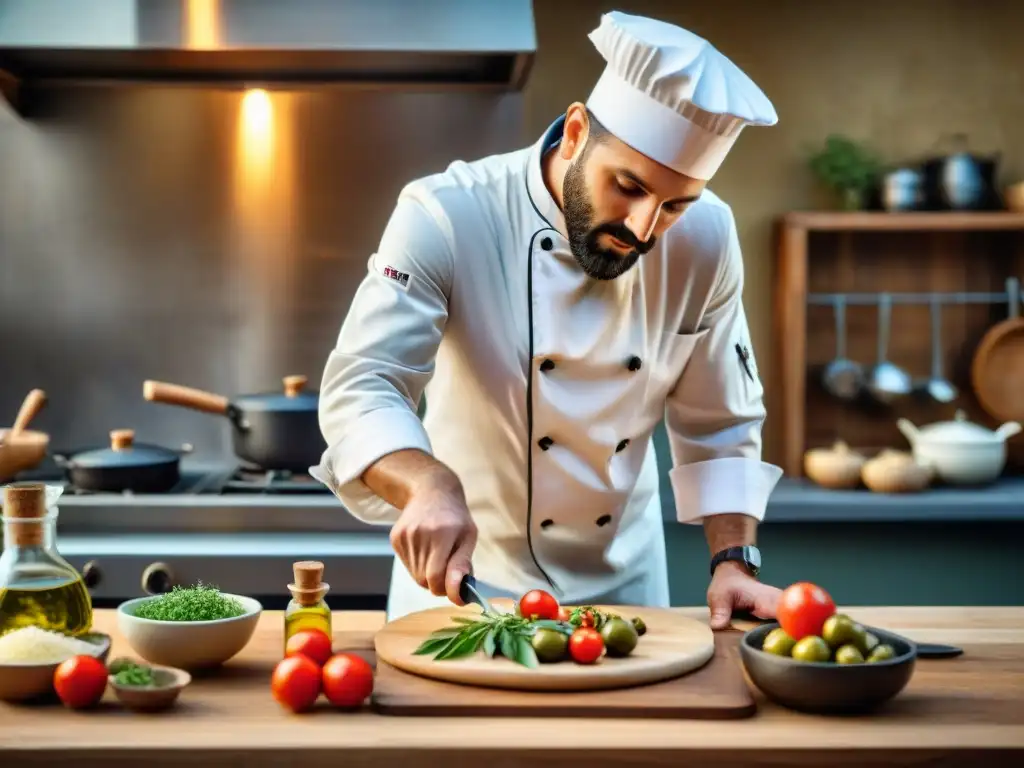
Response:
[867, 293, 912, 404]
[919, 293, 958, 404]
[822, 294, 864, 400]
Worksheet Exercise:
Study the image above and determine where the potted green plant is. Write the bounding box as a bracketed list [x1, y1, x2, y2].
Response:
[808, 135, 883, 210]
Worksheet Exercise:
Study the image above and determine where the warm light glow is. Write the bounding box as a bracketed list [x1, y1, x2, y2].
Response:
[184, 0, 221, 48]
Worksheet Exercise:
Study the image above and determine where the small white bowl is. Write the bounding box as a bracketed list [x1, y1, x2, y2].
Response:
[116, 594, 262, 670]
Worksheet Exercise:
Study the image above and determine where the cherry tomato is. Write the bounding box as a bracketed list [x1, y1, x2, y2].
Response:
[577, 609, 596, 628]
[271, 655, 321, 713]
[53, 655, 108, 709]
[557, 606, 572, 622]
[568, 627, 604, 664]
[321, 652, 375, 709]
[777, 581, 836, 640]
[286, 629, 333, 666]
[519, 589, 560, 621]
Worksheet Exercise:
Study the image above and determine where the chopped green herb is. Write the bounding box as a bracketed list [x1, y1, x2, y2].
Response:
[132, 583, 245, 622]
[109, 658, 156, 687]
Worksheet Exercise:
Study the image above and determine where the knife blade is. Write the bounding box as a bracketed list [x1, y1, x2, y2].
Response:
[458, 574, 498, 615]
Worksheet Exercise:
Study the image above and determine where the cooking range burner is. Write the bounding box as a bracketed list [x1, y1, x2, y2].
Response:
[220, 467, 331, 495]
[12, 459, 330, 496]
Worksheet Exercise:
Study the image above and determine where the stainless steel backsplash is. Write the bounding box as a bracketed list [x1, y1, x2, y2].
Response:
[0, 85, 525, 459]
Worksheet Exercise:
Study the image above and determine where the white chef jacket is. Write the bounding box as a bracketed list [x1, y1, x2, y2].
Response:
[311, 116, 783, 617]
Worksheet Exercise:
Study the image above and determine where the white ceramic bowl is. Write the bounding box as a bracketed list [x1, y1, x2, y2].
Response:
[117, 594, 262, 670]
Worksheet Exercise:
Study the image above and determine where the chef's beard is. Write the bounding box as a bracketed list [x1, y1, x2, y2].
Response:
[562, 154, 655, 281]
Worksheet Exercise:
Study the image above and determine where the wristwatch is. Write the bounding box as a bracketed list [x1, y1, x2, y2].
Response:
[710, 545, 761, 578]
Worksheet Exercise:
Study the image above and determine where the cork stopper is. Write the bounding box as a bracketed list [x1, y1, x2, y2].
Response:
[288, 560, 329, 606]
[2, 483, 47, 547]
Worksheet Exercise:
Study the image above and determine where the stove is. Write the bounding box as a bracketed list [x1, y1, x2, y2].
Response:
[9, 459, 394, 611]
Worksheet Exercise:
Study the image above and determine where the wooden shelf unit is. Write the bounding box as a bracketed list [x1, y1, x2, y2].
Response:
[774, 211, 1024, 478]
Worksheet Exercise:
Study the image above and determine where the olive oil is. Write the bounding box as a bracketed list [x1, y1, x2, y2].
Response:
[0, 575, 92, 637]
[284, 560, 332, 650]
[0, 483, 94, 638]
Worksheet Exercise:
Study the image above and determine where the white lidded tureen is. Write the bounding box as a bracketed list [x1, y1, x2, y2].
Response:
[896, 410, 1022, 485]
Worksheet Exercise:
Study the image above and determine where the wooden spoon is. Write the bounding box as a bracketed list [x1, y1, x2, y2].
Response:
[0, 389, 47, 445]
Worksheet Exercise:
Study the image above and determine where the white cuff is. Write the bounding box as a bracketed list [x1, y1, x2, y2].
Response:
[309, 407, 432, 525]
[669, 457, 783, 524]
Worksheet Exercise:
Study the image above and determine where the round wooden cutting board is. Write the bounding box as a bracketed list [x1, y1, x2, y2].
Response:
[374, 599, 715, 692]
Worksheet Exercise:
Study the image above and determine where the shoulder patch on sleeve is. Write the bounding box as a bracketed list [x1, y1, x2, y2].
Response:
[378, 263, 412, 291]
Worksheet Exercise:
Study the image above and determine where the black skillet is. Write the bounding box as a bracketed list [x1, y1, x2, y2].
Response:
[52, 429, 191, 493]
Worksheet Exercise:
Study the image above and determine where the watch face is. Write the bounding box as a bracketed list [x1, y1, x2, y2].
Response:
[744, 546, 762, 570]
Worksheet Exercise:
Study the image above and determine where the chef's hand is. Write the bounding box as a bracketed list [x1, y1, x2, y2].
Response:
[707, 562, 781, 630]
[389, 477, 478, 606]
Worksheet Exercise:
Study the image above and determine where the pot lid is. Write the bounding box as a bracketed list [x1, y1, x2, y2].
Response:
[69, 430, 180, 468]
[233, 375, 319, 413]
[914, 410, 1002, 443]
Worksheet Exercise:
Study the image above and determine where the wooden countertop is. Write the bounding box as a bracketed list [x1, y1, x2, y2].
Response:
[2, 607, 1023, 767]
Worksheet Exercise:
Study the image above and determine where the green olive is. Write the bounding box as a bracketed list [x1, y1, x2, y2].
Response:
[631, 617, 647, 636]
[531, 628, 569, 663]
[600, 617, 639, 657]
[791, 635, 831, 663]
[858, 631, 880, 655]
[834, 644, 865, 664]
[867, 644, 896, 663]
[822, 614, 865, 650]
[762, 627, 796, 657]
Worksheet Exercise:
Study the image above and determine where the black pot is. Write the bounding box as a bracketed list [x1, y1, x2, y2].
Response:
[53, 429, 189, 493]
[142, 376, 324, 472]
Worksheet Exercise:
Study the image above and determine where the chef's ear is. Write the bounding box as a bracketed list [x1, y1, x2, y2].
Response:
[559, 102, 592, 161]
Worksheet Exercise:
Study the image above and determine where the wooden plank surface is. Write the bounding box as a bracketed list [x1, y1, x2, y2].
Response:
[373, 629, 755, 718]
[782, 211, 1024, 231]
[1, 607, 1022, 768]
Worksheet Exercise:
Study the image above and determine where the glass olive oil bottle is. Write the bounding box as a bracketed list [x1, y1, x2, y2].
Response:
[0, 483, 93, 637]
[284, 560, 331, 650]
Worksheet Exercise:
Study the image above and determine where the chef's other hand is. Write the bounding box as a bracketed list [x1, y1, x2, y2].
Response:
[707, 562, 781, 630]
[389, 479, 478, 606]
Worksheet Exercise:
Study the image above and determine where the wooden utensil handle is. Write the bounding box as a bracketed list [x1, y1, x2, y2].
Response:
[142, 380, 229, 415]
[11, 389, 46, 435]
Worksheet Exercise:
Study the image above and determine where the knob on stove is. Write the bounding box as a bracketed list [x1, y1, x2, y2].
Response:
[82, 560, 101, 589]
[142, 562, 175, 595]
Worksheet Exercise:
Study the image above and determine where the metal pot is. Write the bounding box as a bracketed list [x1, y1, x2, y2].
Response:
[142, 376, 324, 472]
[896, 410, 1022, 486]
[53, 429, 191, 493]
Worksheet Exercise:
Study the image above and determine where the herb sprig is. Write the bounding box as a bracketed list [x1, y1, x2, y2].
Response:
[413, 610, 570, 668]
[109, 658, 157, 687]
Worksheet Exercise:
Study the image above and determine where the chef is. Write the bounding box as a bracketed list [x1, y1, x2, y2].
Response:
[310, 11, 785, 626]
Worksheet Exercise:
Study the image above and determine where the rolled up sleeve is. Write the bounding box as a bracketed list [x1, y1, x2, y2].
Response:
[309, 190, 453, 524]
[664, 207, 783, 524]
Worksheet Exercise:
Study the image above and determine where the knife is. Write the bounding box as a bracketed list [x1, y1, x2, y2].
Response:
[458, 574, 499, 615]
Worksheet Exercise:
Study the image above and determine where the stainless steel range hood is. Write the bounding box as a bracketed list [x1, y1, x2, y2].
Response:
[0, 0, 536, 113]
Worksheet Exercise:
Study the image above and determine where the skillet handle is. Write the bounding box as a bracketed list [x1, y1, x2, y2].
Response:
[143, 380, 229, 415]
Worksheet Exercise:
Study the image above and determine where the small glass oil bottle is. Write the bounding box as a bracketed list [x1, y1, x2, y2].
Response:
[284, 560, 331, 650]
[0, 483, 93, 637]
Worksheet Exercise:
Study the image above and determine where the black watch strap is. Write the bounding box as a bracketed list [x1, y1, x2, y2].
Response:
[710, 545, 761, 578]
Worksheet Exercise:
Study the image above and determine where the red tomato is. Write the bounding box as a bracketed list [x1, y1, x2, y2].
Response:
[285, 629, 333, 666]
[568, 627, 604, 664]
[777, 582, 836, 640]
[321, 653, 374, 709]
[519, 589, 560, 621]
[557, 606, 571, 622]
[577, 609, 596, 628]
[53, 655, 108, 709]
[271, 655, 322, 713]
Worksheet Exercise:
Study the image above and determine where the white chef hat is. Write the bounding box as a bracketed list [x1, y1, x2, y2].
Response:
[585, 11, 777, 181]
